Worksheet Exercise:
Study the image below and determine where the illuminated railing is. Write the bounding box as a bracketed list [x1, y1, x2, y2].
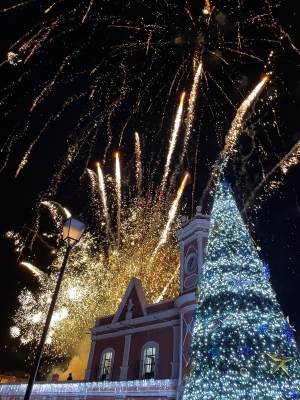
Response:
[90, 363, 114, 382]
[134, 359, 159, 380]
[0, 379, 178, 397]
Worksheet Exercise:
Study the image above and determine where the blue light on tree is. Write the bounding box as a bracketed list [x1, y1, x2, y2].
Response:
[282, 319, 295, 343]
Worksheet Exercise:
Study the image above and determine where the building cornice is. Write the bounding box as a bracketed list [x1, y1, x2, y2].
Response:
[91, 308, 179, 335]
[91, 319, 180, 340]
[175, 293, 195, 308]
[176, 216, 210, 242]
[177, 226, 210, 243]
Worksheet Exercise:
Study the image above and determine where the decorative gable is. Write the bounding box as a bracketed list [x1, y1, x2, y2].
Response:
[112, 277, 148, 323]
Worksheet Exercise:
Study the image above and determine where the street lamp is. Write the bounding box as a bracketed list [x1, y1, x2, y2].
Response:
[24, 216, 87, 400]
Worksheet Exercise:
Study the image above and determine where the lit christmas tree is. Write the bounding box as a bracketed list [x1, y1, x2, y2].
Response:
[183, 177, 300, 399]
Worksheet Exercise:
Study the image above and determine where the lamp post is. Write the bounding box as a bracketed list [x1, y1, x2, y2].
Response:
[24, 216, 87, 400]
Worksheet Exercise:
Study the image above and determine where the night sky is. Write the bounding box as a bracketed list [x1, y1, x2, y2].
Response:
[0, 0, 300, 374]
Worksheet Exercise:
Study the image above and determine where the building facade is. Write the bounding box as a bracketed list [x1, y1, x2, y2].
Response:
[0, 208, 210, 400]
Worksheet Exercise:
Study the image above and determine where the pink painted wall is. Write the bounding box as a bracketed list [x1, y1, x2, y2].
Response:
[126, 325, 176, 380]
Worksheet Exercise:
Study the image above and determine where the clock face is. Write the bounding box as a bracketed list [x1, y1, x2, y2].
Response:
[186, 255, 197, 274]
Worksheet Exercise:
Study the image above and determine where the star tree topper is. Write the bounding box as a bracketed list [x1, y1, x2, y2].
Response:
[212, 154, 229, 172]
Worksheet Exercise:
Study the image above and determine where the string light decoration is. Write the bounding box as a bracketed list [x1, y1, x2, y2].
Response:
[183, 177, 300, 399]
[0, 379, 176, 397]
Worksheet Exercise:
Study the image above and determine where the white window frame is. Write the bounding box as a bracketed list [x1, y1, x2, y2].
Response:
[99, 347, 115, 381]
[140, 341, 159, 379]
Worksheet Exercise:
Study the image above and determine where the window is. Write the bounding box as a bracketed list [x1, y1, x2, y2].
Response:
[144, 347, 156, 378]
[140, 341, 159, 379]
[99, 348, 114, 381]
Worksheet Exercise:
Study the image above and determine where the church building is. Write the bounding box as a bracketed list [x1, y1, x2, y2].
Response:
[0, 208, 210, 400]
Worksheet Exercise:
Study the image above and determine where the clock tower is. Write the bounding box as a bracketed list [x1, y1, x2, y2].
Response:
[175, 206, 210, 394]
[176, 205, 210, 295]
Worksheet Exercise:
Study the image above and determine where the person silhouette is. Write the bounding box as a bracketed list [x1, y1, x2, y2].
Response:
[67, 373, 73, 381]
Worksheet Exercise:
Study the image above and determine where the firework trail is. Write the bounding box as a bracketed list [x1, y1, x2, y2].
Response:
[200, 77, 269, 206]
[86, 168, 102, 223]
[161, 92, 185, 190]
[181, 62, 202, 160]
[243, 138, 300, 211]
[115, 152, 121, 245]
[41, 201, 68, 232]
[280, 140, 300, 174]
[82, 0, 95, 23]
[45, 1, 65, 14]
[97, 163, 109, 229]
[222, 76, 269, 160]
[203, 0, 211, 15]
[134, 132, 142, 195]
[21, 262, 45, 282]
[151, 172, 189, 262]
[156, 262, 180, 303]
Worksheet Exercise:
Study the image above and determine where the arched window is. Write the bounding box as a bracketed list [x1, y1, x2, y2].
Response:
[99, 348, 115, 381]
[140, 341, 159, 379]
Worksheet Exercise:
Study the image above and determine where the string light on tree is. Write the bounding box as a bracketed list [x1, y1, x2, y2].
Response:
[183, 177, 300, 399]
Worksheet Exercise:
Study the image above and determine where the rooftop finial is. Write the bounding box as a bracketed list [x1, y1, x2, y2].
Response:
[181, 215, 187, 223]
[196, 206, 202, 215]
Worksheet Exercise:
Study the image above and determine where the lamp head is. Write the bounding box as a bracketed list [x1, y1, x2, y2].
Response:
[63, 215, 87, 247]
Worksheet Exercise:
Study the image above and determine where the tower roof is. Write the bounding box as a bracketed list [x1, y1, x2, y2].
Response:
[176, 206, 210, 241]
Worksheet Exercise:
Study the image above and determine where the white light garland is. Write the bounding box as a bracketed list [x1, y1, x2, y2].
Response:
[0, 379, 177, 397]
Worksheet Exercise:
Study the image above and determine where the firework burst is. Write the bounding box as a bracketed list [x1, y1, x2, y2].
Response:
[8, 125, 190, 366]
